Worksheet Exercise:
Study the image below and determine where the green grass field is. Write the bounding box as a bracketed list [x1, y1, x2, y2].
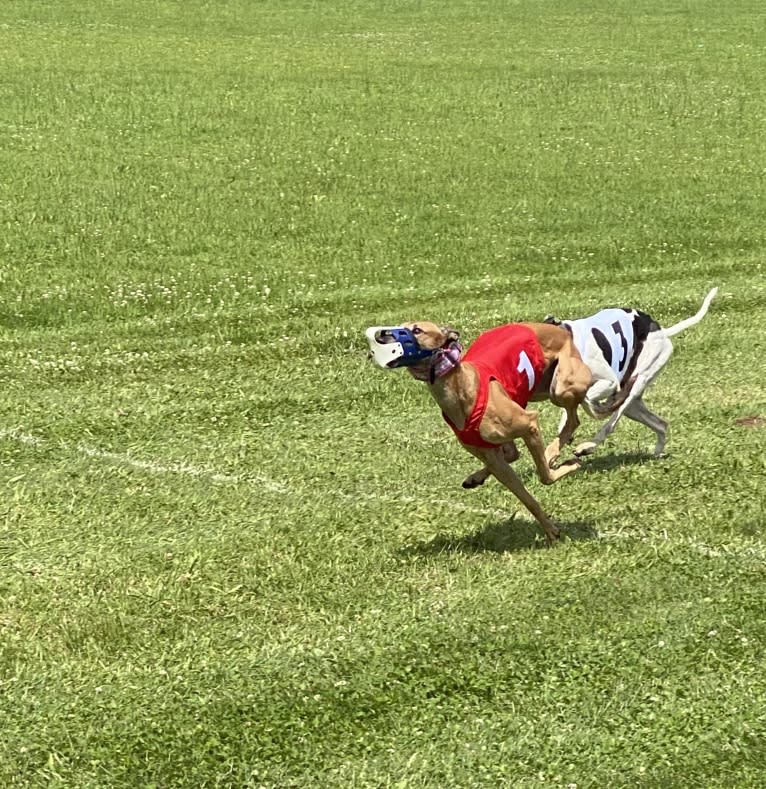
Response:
[2, 0, 766, 786]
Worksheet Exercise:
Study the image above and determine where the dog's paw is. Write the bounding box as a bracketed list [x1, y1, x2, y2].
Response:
[547, 458, 581, 483]
[462, 475, 486, 489]
[557, 458, 582, 475]
[544, 441, 561, 468]
[573, 441, 597, 457]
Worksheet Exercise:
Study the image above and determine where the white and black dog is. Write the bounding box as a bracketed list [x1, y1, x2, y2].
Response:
[543, 287, 718, 458]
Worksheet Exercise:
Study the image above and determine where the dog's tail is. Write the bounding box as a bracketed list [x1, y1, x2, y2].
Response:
[663, 287, 718, 338]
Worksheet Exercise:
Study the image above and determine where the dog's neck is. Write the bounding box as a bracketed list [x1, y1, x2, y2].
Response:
[406, 341, 463, 384]
[407, 341, 473, 426]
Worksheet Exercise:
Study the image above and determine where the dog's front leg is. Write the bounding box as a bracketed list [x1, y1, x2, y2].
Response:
[470, 445, 561, 544]
[462, 442, 518, 489]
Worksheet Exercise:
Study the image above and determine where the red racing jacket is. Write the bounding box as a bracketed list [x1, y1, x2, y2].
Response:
[443, 324, 545, 448]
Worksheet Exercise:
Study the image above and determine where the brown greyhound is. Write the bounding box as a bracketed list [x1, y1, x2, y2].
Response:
[366, 321, 593, 543]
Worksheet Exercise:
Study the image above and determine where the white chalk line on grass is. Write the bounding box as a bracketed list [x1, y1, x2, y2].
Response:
[0, 426, 494, 516]
[1, 428, 42, 446]
[4, 426, 765, 559]
[0, 427, 286, 494]
[76, 444, 242, 486]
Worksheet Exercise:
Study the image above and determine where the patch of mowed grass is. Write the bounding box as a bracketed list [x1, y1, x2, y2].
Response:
[2, 0, 766, 786]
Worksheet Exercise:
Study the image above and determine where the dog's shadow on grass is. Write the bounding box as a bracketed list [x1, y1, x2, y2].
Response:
[576, 450, 659, 473]
[400, 516, 598, 557]
[400, 451, 654, 558]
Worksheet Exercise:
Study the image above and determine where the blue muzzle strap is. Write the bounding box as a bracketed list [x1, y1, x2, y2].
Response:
[366, 326, 437, 369]
[386, 328, 436, 367]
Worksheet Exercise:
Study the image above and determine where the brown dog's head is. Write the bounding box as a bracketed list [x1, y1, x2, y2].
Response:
[366, 322, 460, 369]
[401, 322, 460, 352]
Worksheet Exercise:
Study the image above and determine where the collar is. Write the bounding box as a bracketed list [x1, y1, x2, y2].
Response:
[407, 341, 463, 383]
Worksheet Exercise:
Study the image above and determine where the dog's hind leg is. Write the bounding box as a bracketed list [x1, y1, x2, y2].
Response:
[545, 339, 591, 465]
[624, 398, 668, 457]
[581, 378, 619, 419]
[574, 333, 673, 456]
[520, 410, 581, 487]
[545, 407, 577, 466]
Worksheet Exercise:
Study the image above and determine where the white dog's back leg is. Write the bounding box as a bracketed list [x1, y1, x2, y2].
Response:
[624, 398, 668, 456]
[581, 378, 619, 419]
[574, 333, 673, 456]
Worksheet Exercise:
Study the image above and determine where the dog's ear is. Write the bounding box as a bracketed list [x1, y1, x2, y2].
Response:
[442, 326, 460, 343]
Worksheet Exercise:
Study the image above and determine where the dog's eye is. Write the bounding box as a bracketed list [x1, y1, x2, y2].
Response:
[412, 326, 422, 335]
